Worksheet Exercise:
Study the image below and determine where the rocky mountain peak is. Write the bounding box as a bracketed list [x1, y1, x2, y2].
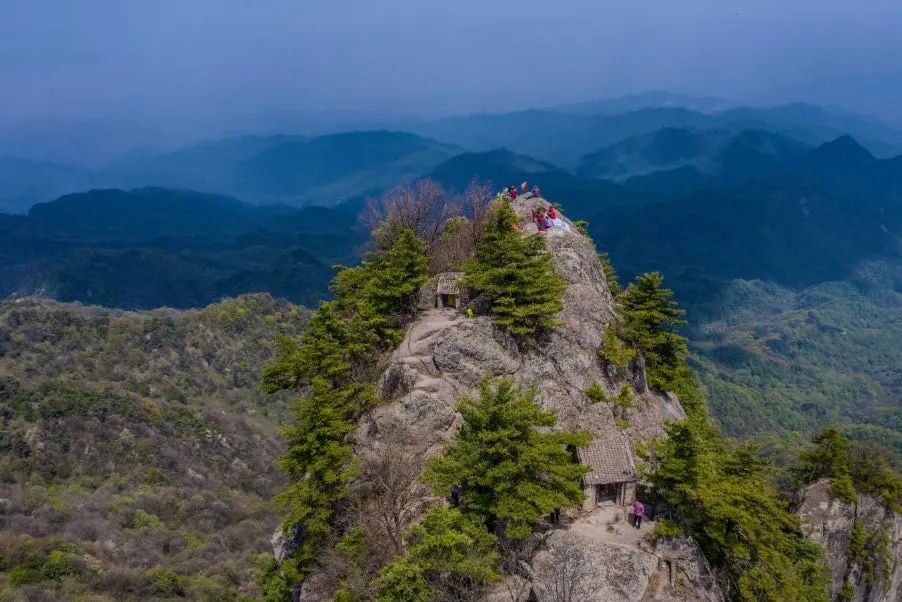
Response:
[332, 196, 712, 601]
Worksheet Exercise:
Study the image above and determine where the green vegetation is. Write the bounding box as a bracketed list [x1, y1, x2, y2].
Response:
[262, 229, 429, 577]
[647, 409, 830, 600]
[598, 251, 621, 294]
[584, 381, 608, 404]
[423, 377, 589, 539]
[463, 201, 567, 336]
[612, 273, 832, 600]
[652, 518, 683, 540]
[0, 294, 305, 600]
[378, 377, 586, 600]
[376, 507, 500, 601]
[598, 322, 638, 370]
[793, 428, 901, 511]
[584, 382, 634, 423]
[844, 518, 893, 595]
[620, 272, 689, 392]
[689, 273, 902, 470]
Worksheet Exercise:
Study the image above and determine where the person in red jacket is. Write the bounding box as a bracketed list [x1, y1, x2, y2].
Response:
[633, 499, 645, 529]
[547, 206, 558, 220]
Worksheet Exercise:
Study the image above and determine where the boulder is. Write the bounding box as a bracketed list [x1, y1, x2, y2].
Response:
[797, 478, 901, 602]
[432, 318, 521, 386]
[530, 530, 658, 602]
[271, 524, 304, 565]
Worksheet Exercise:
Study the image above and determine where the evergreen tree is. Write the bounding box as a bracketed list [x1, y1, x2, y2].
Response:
[263, 228, 430, 579]
[794, 429, 901, 509]
[794, 428, 850, 485]
[598, 251, 620, 295]
[620, 272, 687, 391]
[422, 377, 589, 538]
[463, 201, 567, 336]
[357, 229, 429, 316]
[648, 417, 830, 601]
[275, 380, 375, 567]
[376, 506, 500, 601]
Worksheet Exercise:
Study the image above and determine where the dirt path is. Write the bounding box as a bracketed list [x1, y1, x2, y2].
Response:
[392, 307, 467, 396]
[566, 504, 656, 551]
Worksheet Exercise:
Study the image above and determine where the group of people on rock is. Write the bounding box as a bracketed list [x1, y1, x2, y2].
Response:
[506, 182, 541, 200]
[531, 203, 570, 232]
[501, 182, 570, 233]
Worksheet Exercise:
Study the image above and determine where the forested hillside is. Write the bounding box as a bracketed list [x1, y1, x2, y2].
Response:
[0, 294, 306, 600]
[0, 188, 359, 309]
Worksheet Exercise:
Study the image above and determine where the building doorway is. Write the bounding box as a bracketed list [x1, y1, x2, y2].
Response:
[439, 293, 457, 308]
[596, 483, 620, 504]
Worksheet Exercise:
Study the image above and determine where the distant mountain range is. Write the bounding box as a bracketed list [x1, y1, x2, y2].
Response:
[0, 187, 359, 309]
[4, 97, 902, 214]
[584, 136, 902, 292]
[403, 102, 902, 166]
[0, 131, 459, 214]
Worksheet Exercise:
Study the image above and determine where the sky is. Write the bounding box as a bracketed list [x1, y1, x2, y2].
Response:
[3, 0, 902, 161]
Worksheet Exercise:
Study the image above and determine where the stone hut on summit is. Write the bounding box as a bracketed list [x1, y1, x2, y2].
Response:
[578, 432, 638, 509]
[434, 272, 464, 309]
[415, 271, 469, 312]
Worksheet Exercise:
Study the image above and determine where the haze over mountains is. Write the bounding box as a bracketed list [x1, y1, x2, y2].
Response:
[2, 92, 901, 466]
[4, 94, 902, 214]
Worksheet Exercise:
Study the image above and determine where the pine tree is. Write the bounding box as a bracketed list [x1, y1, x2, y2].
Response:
[422, 377, 589, 538]
[275, 379, 376, 567]
[463, 202, 567, 336]
[376, 506, 500, 601]
[620, 272, 687, 391]
[359, 229, 429, 316]
[263, 228, 430, 578]
[648, 418, 830, 601]
[598, 251, 620, 295]
[794, 428, 850, 485]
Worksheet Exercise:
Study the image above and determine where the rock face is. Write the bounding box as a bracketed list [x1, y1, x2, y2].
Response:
[347, 198, 715, 600]
[797, 478, 901, 602]
[353, 199, 680, 461]
[531, 531, 658, 602]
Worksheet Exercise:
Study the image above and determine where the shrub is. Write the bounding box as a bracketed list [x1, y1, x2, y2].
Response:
[41, 550, 75, 580]
[598, 324, 637, 370]
[652, 519, 683, 540]
[149, 568, 183, 596]
[376, 556, 430, 602]
[130, 509, 164, 531]
[9, 565, 44, 586]
[377, 506, 500, 601]
[463, 201, 567, 337]
[585, 382, 608, 404]
[255, 554, 292, 602]
[829, 474, 857, 503]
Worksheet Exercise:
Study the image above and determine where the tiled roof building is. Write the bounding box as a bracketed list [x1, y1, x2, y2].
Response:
[578, 432, 638, 508]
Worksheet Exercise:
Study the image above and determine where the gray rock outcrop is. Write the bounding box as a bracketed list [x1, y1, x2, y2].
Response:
[531, 531, 658, 602]
[797, 478, 901, 602]
[352, 199, 678, 464]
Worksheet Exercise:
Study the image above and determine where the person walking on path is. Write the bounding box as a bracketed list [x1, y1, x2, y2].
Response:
[633, 499, 645, 529]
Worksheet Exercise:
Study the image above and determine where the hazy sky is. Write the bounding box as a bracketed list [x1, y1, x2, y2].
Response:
[3, 0, 902, 159]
